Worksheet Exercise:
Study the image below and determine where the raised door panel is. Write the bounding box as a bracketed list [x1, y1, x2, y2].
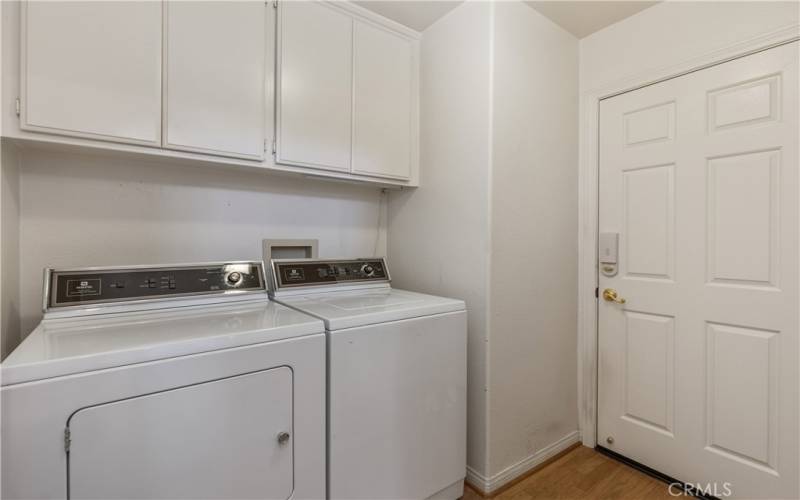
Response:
[68, 367, 293, 500]
[705, 323, 778, 472]
[622, 163, 675, 280]
[22, 1, 161, 145]
[164, 1, 268, 160]
[707, 75, 780, 133]
[352, 21, 414, 180]
[622, 311, 675, 436]
[707, 150, 779, 287]
[277, 1, 352, 172]
[624, 101, 675, 147]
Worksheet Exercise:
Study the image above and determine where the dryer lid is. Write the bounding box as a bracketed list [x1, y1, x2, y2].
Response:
[1, 300, 323, 386]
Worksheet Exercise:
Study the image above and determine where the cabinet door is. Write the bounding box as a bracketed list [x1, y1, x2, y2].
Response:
[68, 367, 294, 500]
[21, 1, 161, 145]
[277, 1, 352, 172]
[352, 21, 415, 180]
[164, 2, 268, 160]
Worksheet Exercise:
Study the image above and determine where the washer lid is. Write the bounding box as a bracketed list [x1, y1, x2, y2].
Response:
[276, 288, 465, 331]
[1, 300, 324, 386]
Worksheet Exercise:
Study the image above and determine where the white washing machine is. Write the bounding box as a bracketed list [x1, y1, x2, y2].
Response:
[269, 257, 467, 500]
[1, 262, 326, 500]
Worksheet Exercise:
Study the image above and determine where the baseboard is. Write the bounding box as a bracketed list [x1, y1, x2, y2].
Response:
[465, 466, 488, 494]
[465, 430, 581, 495]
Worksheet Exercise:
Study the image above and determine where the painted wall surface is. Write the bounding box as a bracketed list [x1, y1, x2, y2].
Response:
[1, 140, 21, 359]
[388, 0, 582, 483]
[17, 148, 385, 336]
[488, 0, 579, 476]
[580, 1, 799, 90]
[387, 0, 492, 477]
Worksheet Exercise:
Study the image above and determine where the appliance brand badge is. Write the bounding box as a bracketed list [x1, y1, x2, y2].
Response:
[284, 268, 305, 282]
[66, 279, 102, 297]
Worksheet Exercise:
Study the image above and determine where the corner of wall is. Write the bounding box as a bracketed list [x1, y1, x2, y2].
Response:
[485, 0, 580, 483]
[386, 0, 493, 480]
[1, 138, 22, 360]
[483, 0, 496, 480]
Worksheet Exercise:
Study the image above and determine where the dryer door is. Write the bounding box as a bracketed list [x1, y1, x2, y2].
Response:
[67, 367, 293, 500]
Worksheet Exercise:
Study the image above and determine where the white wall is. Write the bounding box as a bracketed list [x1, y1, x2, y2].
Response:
[388, 0, 580, 485]
[580, 1, 799, 91]
[1, 140, 21, 359]
[488, 0, 578, 476]
[17, 147, 386, 336]
[387, 0, 492, 477]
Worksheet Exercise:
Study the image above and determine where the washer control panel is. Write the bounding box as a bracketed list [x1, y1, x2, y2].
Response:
[48, 262, 264, 308]
[271, 258, 389, 289]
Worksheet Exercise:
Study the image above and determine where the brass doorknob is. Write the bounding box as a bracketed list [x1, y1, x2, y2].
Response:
[602, 288, 626, 304]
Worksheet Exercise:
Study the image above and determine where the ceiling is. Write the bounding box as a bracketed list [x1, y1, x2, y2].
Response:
[355, 1, 659, 38]
[353, 1, 464, 32]
[525, 1, 659, 38]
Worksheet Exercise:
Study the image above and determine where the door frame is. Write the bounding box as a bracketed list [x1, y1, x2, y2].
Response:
[577, 24, 800, 448]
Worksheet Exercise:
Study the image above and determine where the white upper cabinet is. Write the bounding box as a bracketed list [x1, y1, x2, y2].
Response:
[352, 20, 415, 180]
[21, 1, 162, 146]
[14, 0, 420, 185]
[276, 1, 419, 181]
[164, 2, 268, 160]
[276, 1, 353, 172]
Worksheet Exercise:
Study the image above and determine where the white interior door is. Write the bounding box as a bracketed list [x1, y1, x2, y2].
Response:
[68, 368, 293, 500]
[598, 42, 798, 499]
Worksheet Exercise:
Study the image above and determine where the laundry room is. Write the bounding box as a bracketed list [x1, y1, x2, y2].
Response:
[0, 1, 798, 499]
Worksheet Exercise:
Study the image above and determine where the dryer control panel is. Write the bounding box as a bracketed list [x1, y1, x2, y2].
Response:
[47, 262, 264, 309]
[270, 258, 390, 290]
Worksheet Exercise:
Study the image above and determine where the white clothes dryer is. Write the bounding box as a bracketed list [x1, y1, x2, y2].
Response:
[1, 262, 326, 500]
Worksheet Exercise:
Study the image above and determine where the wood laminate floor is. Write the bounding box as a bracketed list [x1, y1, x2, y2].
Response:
[463, 445, 677, 500]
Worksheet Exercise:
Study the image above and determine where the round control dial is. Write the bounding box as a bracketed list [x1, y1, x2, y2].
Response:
[227, 271, 243, 284]
[360, 264, 375, 276]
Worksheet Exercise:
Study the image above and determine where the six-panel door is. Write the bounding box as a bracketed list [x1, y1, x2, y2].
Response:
[598, 42, 798, 499]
